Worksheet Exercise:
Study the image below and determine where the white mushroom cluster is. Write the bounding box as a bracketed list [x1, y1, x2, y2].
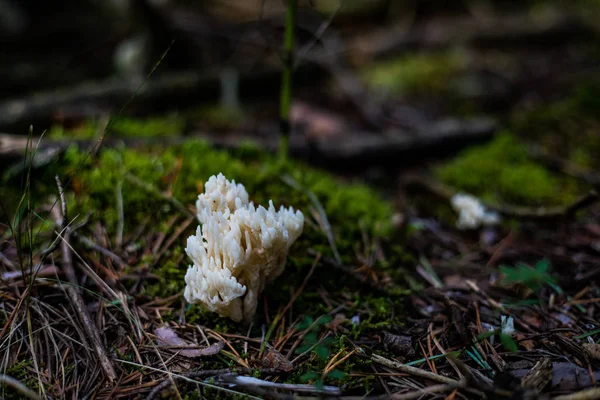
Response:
[451, 193, 500, 230]
[184, 174, 304, 323]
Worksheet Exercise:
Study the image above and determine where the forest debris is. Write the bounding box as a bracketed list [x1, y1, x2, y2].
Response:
[53, 176, 117, 382]
[521, 358, 552, 392]
[260, 346, 294, 372]
[217, 373, 342, 396]
[582, 343, 600, 361]
[1, 264, 58, 281]
[145, 368, 282, 400]
[369, 353, 459, 384]
[510, 362, 600, 392]
[383, 332, 415, 359]
[154, 326, 224, 358]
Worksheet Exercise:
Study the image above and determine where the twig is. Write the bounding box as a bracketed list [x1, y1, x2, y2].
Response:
[0, 374, 41, 400]
[553, 388, 600, 400]
[218, 373, 342, 396]
[54, 175, 117, 382]
[369, 353, 459, 385]
[146, 368, 281, 400]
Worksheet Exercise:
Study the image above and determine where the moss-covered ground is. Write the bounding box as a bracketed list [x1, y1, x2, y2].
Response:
[1, 122, 412, 397]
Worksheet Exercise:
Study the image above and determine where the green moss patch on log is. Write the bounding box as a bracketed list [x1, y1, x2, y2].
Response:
[434, 133, 583, 207]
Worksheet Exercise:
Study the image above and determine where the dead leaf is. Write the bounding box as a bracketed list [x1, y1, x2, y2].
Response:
[510, 362, 600, 392]
[582, 343, 600, 360]
[521, 358, 552, 392]
[261, 346, 294, 372]
[383, 332, 415, 359]
[154, 326, 224, 358]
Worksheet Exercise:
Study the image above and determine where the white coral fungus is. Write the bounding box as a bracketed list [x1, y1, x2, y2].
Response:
[501, 315, 515, 336]
[184, 174, 304, 323]
[451, 193, 500, 230]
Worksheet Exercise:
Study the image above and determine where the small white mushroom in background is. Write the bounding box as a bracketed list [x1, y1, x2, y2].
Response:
[450, 193, 500, 230]
[501, 315, 515, 336]
[184, 174, 304, 323]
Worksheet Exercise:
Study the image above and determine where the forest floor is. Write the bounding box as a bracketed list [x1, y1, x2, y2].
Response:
[2, 1, 600, 399]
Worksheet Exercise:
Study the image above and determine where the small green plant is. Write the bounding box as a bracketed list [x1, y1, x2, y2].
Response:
[295, 315, 347, 389]
[499, 258, 556, 294]
[296, 315, 333, 360]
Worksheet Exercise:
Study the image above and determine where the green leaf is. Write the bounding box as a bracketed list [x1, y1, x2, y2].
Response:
[499, 259, 556, 293]
[304, 332, 318, 345]
[297, 315, 314, 330]
[315, 345, 330, 360]
[327, 369, 347, 380]
[476, 330, 496, 340]
[296, 344, 312, 354]
[500, 333, 518, 353]
[315, 379, 325, 391]
[317, 315, 332, 325]
[535, 258, 550, 274]
[299, 371, 320, 383]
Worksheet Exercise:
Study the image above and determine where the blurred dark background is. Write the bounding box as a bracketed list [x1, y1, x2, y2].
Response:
[1, 0, 599, 170]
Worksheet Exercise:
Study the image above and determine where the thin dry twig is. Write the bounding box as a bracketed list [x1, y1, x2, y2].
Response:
[0, 374, 42, 400]
[218, 373, 342, 396]
[146, 367, 281, 400]
[369, 353, 459, 385]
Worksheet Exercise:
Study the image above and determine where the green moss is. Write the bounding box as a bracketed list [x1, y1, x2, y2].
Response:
[48, 121, 99, 139]
[110, 115, 185, 137]
[2, 360, 39, 400]
[48, 114, 185, 140]
[189, 105, 247, 130]
[434, 133, 582, 206]
[49, 134, 396, 305]
[362, 51, 468, 97]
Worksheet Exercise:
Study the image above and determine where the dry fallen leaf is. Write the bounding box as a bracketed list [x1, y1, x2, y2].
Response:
[154, 326, 224, 358]
[261, 346, 294, 372]
[582, 343, 600, 360]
